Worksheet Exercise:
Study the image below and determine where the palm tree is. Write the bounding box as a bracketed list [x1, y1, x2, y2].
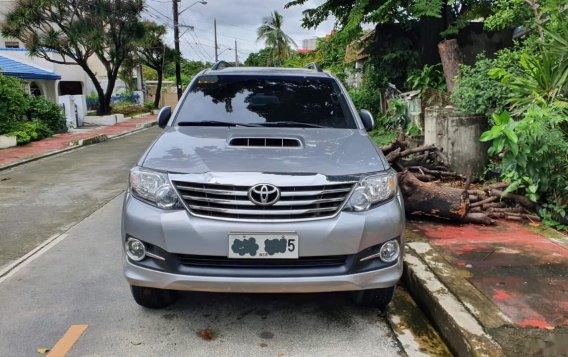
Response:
[257, 11, 297, 66]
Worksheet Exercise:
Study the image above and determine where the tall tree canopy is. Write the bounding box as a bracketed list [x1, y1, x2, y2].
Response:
[257, 11, 298, 66]
[135, 21, 175, 108]
[286, 0, 495, 37]
[2, 0, 145, 115]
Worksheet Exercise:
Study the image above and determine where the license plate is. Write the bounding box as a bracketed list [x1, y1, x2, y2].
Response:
[228, 233, 299, 259]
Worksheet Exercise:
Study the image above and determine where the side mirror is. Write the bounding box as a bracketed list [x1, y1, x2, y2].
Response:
[157, 106, 172, 129]
[359, 110, 375, 131]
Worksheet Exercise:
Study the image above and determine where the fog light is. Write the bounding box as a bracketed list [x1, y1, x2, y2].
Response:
[125, 238, 146, 261]
[379, 240, 400, 263]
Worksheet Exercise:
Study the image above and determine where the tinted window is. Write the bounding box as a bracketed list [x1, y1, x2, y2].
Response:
[175, 75, 356, 129]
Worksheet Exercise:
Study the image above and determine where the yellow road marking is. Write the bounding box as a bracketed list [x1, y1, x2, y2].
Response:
[47, 324, 88, 357]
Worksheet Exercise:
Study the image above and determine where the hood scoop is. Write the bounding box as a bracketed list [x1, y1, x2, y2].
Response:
[228, 137, 302, 148]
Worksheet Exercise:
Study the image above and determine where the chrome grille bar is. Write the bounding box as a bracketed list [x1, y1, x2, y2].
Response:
[173, 181, 356, 221]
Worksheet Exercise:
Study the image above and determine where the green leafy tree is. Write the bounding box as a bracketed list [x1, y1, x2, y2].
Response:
[164, 59, 210, 87]
[136, 21, 176, 108]
[257, 11, 297, 66]
[286, 0, 495, 37]
[245, 48, 277, 67]
[2, 0, 145, 115]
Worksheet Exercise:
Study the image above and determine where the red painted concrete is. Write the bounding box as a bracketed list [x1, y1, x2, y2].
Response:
[0, 115, 156, 166]
[411, 220, 568, 329]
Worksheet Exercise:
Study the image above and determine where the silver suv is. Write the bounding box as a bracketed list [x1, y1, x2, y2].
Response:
[122, 62, 405, 309]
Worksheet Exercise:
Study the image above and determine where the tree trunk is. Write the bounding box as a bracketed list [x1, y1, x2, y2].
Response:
[98, 75, 117, 116]
[80, 64, 110, 116]
[438, 39, 463, 92]
[399, 171, 469, 220]
[154, 69, 163, 109]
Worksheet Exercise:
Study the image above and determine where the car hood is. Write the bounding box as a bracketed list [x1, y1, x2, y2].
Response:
[141, 126, 387, 176]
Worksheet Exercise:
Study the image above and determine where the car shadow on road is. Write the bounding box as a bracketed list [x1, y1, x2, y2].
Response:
[147, 291, 387, 346]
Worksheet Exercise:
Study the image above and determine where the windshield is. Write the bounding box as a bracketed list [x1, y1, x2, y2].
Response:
[174, 75, 357, 129]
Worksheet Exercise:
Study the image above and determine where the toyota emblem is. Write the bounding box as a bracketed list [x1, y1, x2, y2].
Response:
[248, 184, 280, 206]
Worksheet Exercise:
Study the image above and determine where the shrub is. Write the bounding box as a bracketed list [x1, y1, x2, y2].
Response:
[0, 73, 62, 143]
[451, 55, 510, 117]
[481, 109, 568, 229]
[348, 87, 381, 116]
[6, 121, 53, 144]
[406, 64, 446, 94]
[0, 74, 27, 121]
[8, 130, 31, 144]
[144, 101, 156, 110]
[480, 26, 568, 228]
[0, 74, 28, 136]
[26, 96, 67, 133]
[111, 102, 146, 117]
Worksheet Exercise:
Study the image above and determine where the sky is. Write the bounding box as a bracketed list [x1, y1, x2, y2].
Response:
[143, 0, 336, 63]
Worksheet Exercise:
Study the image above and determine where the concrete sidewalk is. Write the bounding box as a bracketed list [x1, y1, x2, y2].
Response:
[404, 220, 568, 356]
[0, 114, 157, 170]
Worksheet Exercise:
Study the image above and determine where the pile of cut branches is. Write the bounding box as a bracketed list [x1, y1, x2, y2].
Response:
[381, 134, 540, 225]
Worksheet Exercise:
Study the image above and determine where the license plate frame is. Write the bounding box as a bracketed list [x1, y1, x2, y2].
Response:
[228, 232, 299, 259]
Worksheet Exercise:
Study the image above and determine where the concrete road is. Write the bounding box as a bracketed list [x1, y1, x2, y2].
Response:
[0, 127, 161, 269]
[0, 195, 403, 356]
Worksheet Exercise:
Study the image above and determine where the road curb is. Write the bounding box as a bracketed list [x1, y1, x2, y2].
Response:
[403, 246, 504, 357]
[69, 134, 109, 146]
[0, 121, 157, 172]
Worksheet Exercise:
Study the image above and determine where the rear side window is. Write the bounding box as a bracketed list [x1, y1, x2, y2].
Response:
[175, 75, 357, 129]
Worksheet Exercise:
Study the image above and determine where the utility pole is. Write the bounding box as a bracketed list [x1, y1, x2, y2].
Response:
[172, 0, 182, 99]
[214, 18, 218, 62]
[234, 40, 238, 66]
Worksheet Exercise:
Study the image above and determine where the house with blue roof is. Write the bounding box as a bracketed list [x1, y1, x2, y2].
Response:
[0, 53, 61, 101]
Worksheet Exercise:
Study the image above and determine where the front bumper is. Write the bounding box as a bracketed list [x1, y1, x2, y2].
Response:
[122, 189, 405, 292]
[124, 257, 403, 293]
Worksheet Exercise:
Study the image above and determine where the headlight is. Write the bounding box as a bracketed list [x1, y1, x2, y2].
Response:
[129, 167, 179, 209]
[347, 169, 397, 212]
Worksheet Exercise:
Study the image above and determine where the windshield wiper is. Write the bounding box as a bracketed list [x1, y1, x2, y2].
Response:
[257, 121, 326, 128]
[177, 121, 257, 127]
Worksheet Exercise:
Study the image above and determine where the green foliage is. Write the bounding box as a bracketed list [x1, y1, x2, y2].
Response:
[144, 101, 157, 110]
[257, 11, 297, 66]
[6, 121, 53, 145]
[451, 55, 510, 116]
[378, 98, 408, 131]
[481, 108, 568, 227]
[478, 5, 568, 229]
[282, 52, 316, 68]
[484, 0, 532, 31]
[287, 0, 496, 39]
[0, 73, 64, 144]
[369, 128, 398, 146]
[407, 64, 446, 94]
[111, 102, 146, 117]
[349, 87, 381, 117]
[0, 74, 27, 122]
[26, 96, 66, 133]
[490, 27, 568, 117]
[165, 59, 209, 86]
[245, 48, 276, 67]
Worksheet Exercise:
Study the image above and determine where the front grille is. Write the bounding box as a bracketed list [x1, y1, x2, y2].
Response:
[177, 254, 347, 268]
[172, 181, 356, 221]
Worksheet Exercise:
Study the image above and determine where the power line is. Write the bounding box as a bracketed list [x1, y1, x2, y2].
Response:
[182, 37, 210, 62]
[188, 28, 215, 60]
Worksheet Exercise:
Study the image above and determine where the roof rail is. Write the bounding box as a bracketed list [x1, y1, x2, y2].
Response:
[211, 60, 233, 70]
[304, 62, 323, 72]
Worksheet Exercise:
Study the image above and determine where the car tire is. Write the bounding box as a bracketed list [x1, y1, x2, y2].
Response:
[352, 286, 395, 310]
[130, 285, 178, 309]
